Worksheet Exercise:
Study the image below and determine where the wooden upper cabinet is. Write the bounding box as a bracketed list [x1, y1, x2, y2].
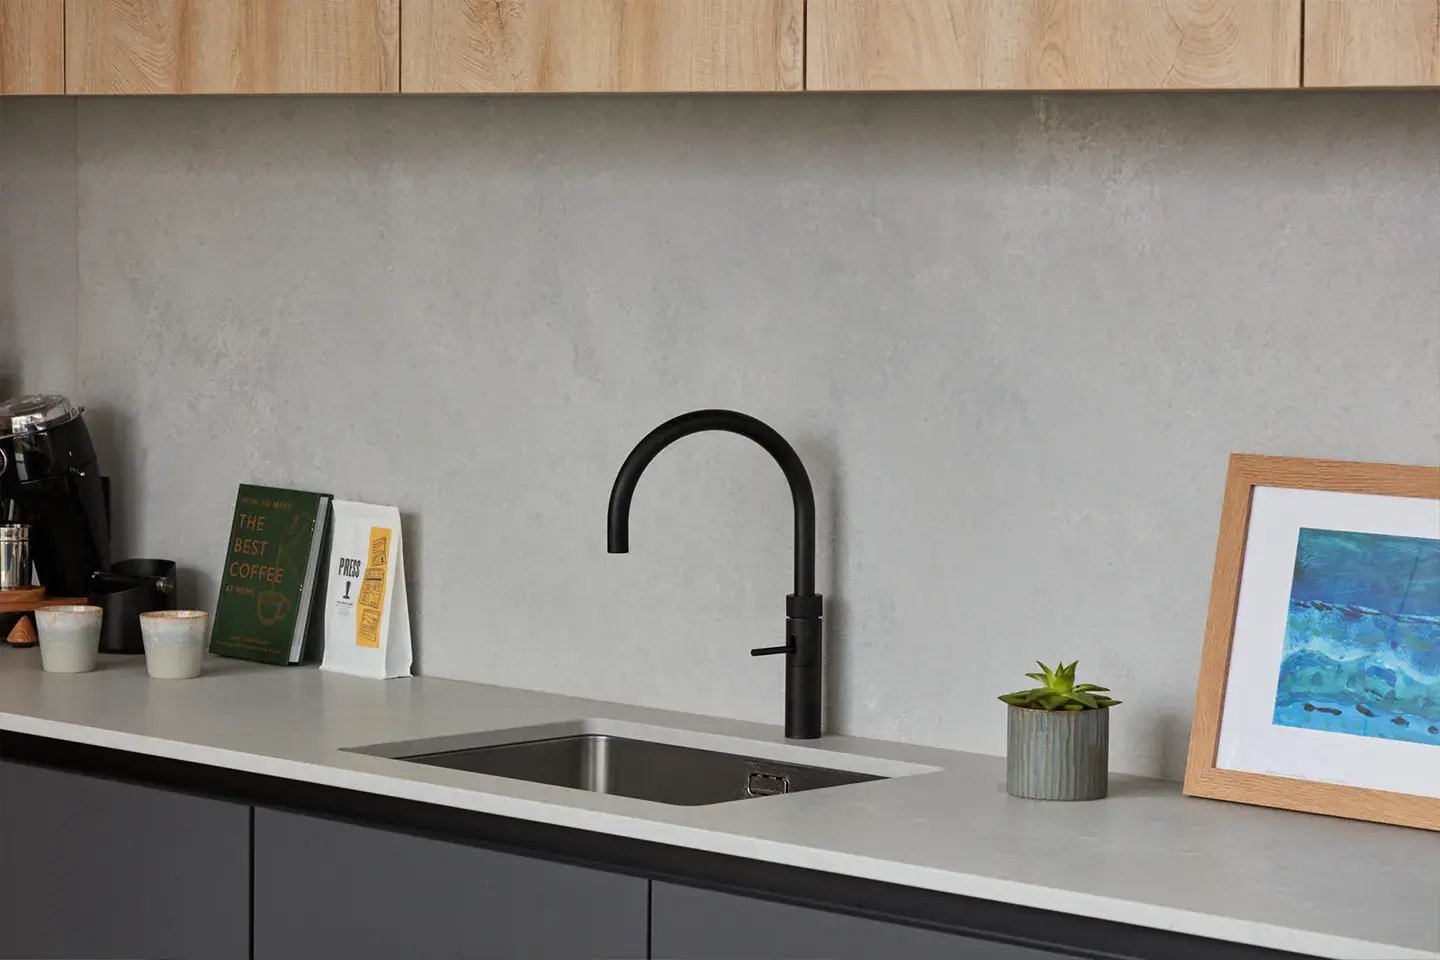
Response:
[1304, 1, 1439, 86]
[402, 0, 804, 92]
[66, 0, 400, 94]
[807, 0, 1301, 90]
[1, 0, 64, 93]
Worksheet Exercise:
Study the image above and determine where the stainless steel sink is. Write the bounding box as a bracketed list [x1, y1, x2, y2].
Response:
[400, 734, 883, 806]
[351, 720, 929, 807]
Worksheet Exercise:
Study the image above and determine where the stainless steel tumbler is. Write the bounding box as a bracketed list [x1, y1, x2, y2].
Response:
[0, 524, 32, 589]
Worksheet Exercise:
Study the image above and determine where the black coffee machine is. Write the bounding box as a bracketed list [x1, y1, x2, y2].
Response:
[0, 394, 112, 599]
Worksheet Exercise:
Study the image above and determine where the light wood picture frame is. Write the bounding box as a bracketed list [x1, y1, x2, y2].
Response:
[1184, 454, 1440, 831]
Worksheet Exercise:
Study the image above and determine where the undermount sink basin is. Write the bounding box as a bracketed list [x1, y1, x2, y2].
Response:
[350, 720, 932, 807]
[401, 734, 882, 806]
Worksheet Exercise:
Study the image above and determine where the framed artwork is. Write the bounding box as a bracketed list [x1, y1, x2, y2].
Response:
[1184, 454, 1440, 831]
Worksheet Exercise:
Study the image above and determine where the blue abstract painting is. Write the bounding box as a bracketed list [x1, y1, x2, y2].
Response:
[1273, 528, 1440, 747]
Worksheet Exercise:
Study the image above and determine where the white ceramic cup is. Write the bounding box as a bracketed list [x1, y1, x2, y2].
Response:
[35, 604, 103, 674]
[140, 610, 209, 680]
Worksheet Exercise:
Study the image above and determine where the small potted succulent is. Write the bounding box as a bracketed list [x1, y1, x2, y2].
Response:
[1000, 661, 1120, 801]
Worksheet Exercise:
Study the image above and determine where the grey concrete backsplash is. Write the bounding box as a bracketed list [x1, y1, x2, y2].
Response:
[1, 100, 79, 399]
[6, 93, 1439, 777]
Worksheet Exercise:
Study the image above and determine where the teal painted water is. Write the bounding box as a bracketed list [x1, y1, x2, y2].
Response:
[1272, 529, 1439, 748]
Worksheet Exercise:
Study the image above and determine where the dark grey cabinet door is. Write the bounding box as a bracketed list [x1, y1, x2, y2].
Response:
[0, 760, 251, 960]
[651, 882, 1072, 960]
[253, 808, 648, 960]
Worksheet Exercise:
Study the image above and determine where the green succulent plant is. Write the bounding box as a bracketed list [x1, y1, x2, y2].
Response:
[999, 661, 1121, 711]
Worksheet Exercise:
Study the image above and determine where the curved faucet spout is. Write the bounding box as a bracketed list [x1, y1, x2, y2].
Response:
[607, 409, 816, 597]
[606, 409, 824, 739]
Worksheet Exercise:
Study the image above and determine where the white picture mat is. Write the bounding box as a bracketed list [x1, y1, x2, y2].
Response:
[1216, 486, 1440, 799]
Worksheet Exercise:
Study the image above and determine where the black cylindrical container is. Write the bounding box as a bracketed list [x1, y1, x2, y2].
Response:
[90, 558, 177, 654]
[0, 395, 111, 597]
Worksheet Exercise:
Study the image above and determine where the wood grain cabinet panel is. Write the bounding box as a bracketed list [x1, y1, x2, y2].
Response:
[807, 0, 1301, 90]
[66, 0, 400, 94]
[0, 0, 64, 93]
[403, 0, 803, 92]
[1304, 1, 1439, 86]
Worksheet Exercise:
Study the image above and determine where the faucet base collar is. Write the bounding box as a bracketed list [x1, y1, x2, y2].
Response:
[786, 594, 823, 619]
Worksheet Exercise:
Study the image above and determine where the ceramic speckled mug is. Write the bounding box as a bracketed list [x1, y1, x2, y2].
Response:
[140, 610, 209, 680]
[35, 605, 103, 674]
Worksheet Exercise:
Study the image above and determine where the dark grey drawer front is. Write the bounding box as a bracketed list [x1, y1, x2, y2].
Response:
[253, 807, 648, 960]
[0, 759, 251, 960]
[651, 881, 1072, 960]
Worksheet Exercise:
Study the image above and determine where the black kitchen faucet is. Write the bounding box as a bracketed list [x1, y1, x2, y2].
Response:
[607, 410, 823, 739]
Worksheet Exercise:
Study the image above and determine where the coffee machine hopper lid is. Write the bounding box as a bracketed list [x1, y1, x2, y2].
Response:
[0, 394, 82, 440]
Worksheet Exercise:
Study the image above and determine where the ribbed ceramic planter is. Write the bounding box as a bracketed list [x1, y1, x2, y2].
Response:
[1006, 705, 1109, 801]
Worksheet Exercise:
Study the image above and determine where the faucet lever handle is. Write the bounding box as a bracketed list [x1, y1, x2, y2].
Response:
[750, 641, 794, 657]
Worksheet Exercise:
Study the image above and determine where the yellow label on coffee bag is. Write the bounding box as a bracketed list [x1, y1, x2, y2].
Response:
[355, 526, 391, 649]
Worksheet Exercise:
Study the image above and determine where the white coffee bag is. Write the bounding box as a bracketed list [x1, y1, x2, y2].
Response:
[321, 500, 412, 679]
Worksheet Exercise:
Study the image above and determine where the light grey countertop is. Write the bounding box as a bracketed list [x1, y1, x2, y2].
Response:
[0, 651, 1435, 959]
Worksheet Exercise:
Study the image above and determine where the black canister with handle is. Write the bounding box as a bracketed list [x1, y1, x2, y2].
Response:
[89, 558, 177, 654]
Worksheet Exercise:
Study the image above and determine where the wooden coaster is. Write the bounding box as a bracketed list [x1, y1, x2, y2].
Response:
[0, 587, 46, 614]
[6, 615, 36, 647]
[0, 589, 88, 615]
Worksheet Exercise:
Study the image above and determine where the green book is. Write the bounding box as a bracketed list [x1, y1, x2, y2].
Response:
[210, 484, 331, 665]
